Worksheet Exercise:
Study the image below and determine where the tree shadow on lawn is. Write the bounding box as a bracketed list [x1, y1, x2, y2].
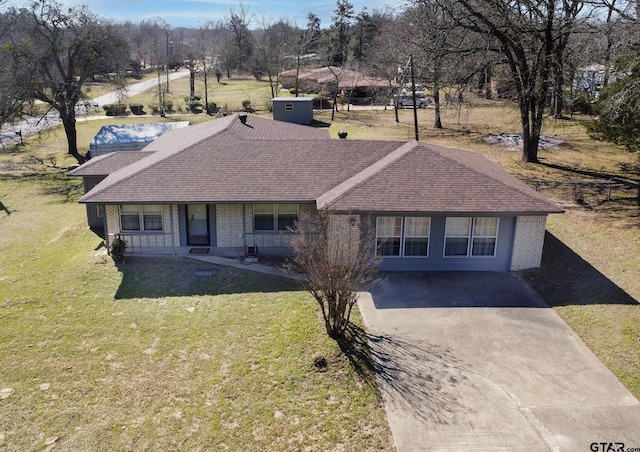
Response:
[522, 232, 638, 307]
[338, 323, 471, 424]
[114, 256, 299, 299]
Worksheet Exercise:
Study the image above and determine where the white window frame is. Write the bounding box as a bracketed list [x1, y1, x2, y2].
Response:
[403, 217, 430, 258]
[252, 204, 299, 232]
[471, 217, 499, 257]
[443, 216, 499, 258]
[119, 204, 164, 232]
[376, 216, 431, 258]
[444, 217, 472, 257]
[376, 216, 403, 257]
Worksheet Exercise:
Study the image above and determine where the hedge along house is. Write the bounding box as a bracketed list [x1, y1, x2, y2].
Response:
[69, 114, 563, 271]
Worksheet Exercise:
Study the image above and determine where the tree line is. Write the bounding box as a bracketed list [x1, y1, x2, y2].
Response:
[0, 0, 638, 162]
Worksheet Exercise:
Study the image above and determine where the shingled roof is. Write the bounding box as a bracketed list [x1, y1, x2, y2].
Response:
[68, 151, 154, 177]
[73, 114, 561, 215]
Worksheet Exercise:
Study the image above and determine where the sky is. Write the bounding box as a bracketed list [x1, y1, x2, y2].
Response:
[36, 0, 400, 29]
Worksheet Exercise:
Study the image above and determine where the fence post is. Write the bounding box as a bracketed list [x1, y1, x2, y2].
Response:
[607, 179, 612, 201]
[536, 180, 541, 192]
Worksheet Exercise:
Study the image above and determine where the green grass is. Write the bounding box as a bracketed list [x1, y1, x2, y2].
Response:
[0, 173, 393, 450]
[122, 74, 276, 114]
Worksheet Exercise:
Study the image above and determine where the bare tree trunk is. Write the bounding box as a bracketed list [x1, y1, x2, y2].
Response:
[61, 113, 81, 160]
[433, 79, 442, 129]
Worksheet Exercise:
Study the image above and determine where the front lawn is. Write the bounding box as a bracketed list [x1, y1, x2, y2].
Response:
[0, 172, 393, 450]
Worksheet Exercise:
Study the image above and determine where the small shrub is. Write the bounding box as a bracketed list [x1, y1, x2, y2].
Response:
[206, 102, 218, 115]
[163, 100, 173, 112]
[242, 100, 254, 113]
[110, 238, 127, 263]
[129, 103, 144, 115]
[148, 103, 160, 113]
[103, 104, 127, 116]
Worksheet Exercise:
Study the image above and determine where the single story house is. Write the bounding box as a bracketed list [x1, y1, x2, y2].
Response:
[279, 66, 398, 98]
[69, 114, 562, 272]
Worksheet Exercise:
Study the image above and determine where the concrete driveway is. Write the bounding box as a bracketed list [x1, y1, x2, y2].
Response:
[358, 272, 640, 451]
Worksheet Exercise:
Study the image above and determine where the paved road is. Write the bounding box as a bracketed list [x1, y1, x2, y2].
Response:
[0, 69, 190, 148]
[358, 272, 640, 451]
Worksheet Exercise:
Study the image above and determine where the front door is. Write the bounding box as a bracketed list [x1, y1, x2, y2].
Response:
[186, 205, 210, 246]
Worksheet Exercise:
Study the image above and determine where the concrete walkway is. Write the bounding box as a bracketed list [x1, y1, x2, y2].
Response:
[358, 272, 640, 451]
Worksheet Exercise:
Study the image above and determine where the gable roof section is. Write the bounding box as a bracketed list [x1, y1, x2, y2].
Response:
[318, 143, 563, 215]
[68, 151, 153, 177]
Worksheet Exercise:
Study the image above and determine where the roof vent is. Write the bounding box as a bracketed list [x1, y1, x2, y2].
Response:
[239, 113, 248, 124]
[338, 130, 348, 139]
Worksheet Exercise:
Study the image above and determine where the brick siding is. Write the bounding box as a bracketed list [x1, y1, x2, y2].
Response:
[510, 215, 548, 271]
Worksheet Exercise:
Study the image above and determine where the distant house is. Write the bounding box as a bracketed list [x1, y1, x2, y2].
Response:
[279, 66, 398, 99]
[573, 64, 617, 98]
[69, 114, 562, 272]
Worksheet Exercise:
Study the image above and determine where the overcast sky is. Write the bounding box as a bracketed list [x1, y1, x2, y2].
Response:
[42, 0, 400, 28]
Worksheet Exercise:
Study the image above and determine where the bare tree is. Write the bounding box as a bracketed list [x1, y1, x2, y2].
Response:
[197, 21, 225, 113]
[251, 18, 297, 96]
[225, 3, 254, 73]
[1, 0, 129, 159]
[288, 212, 380, 339]
[441, 0, 585, 162]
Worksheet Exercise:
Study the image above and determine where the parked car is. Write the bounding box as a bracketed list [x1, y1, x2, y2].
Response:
[396, 95, 431, 108]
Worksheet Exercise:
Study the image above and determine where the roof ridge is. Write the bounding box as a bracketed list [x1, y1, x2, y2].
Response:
[429, 145, 558, 208]
[316, 141, 420, 210]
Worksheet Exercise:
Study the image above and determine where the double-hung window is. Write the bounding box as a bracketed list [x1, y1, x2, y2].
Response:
[444, 217, 498, 257]
[403, 217, 430, 257]
[253, 204, 298, 231]
[444, 217, 471, 256]
[142, 205, 163, 231]
[119, 205, 163, 232]
[471, 217, 498, 256]
[376, 217, 402, 256]
[376, 216, 430, 257]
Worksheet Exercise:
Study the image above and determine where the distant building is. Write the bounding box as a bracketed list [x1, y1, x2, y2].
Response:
[272, 97, 314, 125]
[573, 64, 617, 98]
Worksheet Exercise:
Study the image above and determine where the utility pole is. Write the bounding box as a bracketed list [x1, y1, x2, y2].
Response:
[165, 31, 172, 93]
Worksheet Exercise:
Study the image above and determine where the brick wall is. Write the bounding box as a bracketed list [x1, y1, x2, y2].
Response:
[328, 214, 361, 264]
[510, 215, 548, 271]
[216, 204, 245, 247]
